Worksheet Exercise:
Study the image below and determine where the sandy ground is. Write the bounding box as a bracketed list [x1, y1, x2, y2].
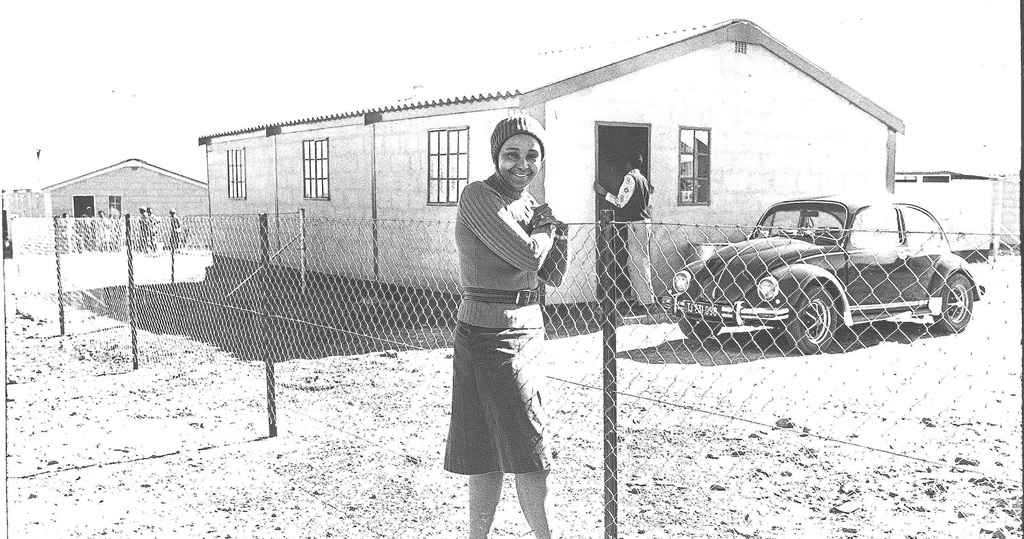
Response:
[4, 257, 1022, 538]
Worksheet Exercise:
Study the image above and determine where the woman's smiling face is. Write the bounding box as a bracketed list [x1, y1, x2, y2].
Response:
[497, 134, 543, 191]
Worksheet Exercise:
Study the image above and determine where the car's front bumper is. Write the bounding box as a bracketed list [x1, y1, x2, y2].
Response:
[659, 295, 790, 327]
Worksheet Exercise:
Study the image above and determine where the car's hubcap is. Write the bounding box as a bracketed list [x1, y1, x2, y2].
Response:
[803, 299, 831, 344]
[947, 285, 969, 324]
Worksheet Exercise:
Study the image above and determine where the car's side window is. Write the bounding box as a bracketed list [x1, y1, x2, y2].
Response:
[849, 205, 900, 250]
[901, 206, 948, 253]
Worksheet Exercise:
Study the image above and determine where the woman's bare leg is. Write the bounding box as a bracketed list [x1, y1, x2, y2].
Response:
[515, 470, 555, 539]
[468, 472, 503, 539]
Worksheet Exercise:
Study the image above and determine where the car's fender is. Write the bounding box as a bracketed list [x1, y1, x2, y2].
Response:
[768, 263, 855, 326]
[925, 256, 984, 301]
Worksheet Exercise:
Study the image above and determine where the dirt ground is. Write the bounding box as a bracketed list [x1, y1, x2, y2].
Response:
[4, 257, 1022, 538]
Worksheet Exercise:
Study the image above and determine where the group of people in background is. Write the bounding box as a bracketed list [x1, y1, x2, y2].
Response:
[57, 208, 123, 253]
[54, 207, 184, 254]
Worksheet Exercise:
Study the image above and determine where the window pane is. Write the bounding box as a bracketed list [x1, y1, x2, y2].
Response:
[438, 132, 448, 154]
[459, 129, 468, 152]
[679, 154, 694, 178]
[439, 155, 448, 179]
[448, 156, 458, 178]
[903, 207, 945, 251]
[679, 177, 694, 203]
[458, 155, 468, 178]
[697, 155, 710, 178]
[430, 132, 438, 154]
[679, 129, 694, 153]
[427, 180, 438, 203]
[449, 131, 459, 153]
[696, 178, 710, 203]
[429, 156, 438, 179]
[695, 130, 710, 153]
[448, 179, 460, 202]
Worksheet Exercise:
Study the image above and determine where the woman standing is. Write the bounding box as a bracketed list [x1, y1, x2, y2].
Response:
[445, 115, 569, 539]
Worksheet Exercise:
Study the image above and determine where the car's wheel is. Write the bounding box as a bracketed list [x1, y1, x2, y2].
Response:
[933, 273, 973, 334]
[783, 283, 838, 355]
[678, 317, 716, 348]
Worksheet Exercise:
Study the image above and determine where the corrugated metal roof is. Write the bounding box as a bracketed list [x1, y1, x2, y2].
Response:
[200, 19, 904, 141]
[199, 22, 730, 141]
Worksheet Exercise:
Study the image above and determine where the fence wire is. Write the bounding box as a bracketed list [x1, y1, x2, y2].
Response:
[4, 210, 1021, 538]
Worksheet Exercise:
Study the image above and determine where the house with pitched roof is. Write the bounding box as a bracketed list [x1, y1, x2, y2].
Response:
[44, 158, 209, 219]
[197, 19, 904, 303]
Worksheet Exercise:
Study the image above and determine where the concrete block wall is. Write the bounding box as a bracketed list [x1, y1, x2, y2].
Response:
[49, 167, 208, 220]
[544, 41, 891, 302]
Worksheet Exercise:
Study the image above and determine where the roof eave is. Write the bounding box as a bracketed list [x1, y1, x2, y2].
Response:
[43, 159, 206, 191]
[520, 19, 905, 134]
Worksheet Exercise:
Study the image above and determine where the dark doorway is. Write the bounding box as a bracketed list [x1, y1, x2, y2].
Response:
[73, 196, 95, 218]
[595, 123, 650, 304]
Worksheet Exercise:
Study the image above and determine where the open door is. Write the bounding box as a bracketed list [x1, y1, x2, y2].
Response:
[73, 196, 95, 218]
[595, 122, 651, 303]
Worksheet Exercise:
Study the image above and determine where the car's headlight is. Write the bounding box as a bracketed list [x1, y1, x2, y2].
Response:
[757, 275, 780, 301]
[672, 270, 692, 293]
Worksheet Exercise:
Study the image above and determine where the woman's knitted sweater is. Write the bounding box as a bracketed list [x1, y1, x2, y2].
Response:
[455, 176, 569, 329]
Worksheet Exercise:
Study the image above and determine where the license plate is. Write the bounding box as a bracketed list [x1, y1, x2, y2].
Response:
[678, 300, 719, 318]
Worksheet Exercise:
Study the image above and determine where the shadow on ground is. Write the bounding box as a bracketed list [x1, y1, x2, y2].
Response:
[619, 320, 945, 366]
[75, 256, 605, 364]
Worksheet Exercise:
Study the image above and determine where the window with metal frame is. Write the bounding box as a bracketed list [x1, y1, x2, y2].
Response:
[227, 148, 247, 199]
[427, 127, 469, 205]
[303, 139, 330, 199]
[678, 127, 711, 205]
[108, 195, 122, 215]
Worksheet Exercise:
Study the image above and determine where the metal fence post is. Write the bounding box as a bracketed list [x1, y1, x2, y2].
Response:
[597, 209, 619, 539]
[125, 215, 138, 370]
[170, 236, 176, 284]
[299, 208, 306, 293]
[51, 216, 66, 336]
[260, 214, 278, 437]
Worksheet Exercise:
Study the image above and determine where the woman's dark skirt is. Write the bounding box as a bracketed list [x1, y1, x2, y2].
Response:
[444, 321, 552, 475]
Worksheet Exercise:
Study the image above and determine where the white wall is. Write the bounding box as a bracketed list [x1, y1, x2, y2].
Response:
[895, 180, 997, 251]
[543, 41, 892, 302]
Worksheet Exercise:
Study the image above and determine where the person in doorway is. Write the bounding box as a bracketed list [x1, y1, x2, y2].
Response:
[593, 150, 654, 313]
[445, 114, 569, 539]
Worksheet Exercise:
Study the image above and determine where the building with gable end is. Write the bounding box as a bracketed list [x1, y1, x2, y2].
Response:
[198, 19, 904, 303]
[44, 158, 209, 219]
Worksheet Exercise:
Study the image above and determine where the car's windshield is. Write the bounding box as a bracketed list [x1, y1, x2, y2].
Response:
[752, 203, 848, 245]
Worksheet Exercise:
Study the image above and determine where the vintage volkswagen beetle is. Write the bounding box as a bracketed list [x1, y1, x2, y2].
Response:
[662, 194, 985, 354]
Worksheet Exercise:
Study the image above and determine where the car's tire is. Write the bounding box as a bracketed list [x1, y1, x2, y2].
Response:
[783, 283, 838, 355]
[932, 273, 974, 334]
[678, 317, 716, 348]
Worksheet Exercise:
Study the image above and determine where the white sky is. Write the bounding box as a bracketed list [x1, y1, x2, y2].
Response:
[0, 0, 1019, 191]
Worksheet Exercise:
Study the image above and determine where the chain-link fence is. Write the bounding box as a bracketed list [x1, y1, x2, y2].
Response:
[5, 210, 1021, 538]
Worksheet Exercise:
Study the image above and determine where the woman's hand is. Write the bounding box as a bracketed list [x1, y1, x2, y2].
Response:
[529, 203, 564, 233]
[593, 183, 608, 196]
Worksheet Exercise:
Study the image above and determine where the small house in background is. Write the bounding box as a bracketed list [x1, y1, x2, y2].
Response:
[43, 158, 209, 219]
[894, 171, 1019, 255]
[198, 19, 904, 304]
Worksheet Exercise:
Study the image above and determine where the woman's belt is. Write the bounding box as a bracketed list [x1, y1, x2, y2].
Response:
[462, 287, 540, 306]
